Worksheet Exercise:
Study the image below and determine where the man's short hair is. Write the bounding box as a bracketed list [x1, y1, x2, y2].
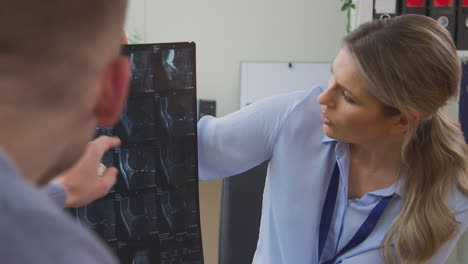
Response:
[0, 0, 128, 108]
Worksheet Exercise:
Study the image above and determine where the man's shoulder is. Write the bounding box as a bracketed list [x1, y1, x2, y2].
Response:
[0, 180, 117, 264]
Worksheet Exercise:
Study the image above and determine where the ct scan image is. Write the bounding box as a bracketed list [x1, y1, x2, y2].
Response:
[129, 49, 156, 93]
[157, 48, 195, 91]
[76, 197, 117, 241]
[158, 94, 195, 138]
[119, 193, 158, 239]
[72, 42, 203, 264]
[117, 146, 158, 192]
[116, 95, 158, 144]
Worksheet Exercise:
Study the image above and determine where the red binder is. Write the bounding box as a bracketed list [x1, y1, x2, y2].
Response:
[401, 0, 427, 15]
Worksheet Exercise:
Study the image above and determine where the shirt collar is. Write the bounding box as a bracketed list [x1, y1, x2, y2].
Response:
[322, 135, 337, 143]
[0, 147, 24, 183]
[367, 182, 401, 198]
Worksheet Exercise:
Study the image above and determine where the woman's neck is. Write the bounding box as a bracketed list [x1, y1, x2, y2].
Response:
[347, 140, 402, 199]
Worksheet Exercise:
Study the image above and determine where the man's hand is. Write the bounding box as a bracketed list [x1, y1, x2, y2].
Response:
[53, 136, 121, 208]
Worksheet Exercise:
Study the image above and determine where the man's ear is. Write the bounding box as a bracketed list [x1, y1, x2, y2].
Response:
[94, 55, 130, 127]
[390, 112, 421, 135]
[122, 32, 128, 45]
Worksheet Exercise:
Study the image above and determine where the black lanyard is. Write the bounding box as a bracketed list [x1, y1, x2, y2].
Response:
[318, 162, 393, 264]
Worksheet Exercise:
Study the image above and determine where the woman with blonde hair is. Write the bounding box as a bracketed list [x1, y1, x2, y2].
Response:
[198, 14, 467, 263]
[340, 14, 468, 264]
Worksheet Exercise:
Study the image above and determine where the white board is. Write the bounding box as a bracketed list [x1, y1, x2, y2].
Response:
[240, 61, 331, 108]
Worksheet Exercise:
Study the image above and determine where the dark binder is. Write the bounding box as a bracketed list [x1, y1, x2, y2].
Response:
[460, 62, 468, 143]
[374, 0, 400, 20]
[457, 0, 468, 49]
[401, 0, 427, 15]
[429, 0, 456, 40]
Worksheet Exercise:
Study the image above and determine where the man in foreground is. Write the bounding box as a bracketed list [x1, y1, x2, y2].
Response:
[0, 1, 130, 263]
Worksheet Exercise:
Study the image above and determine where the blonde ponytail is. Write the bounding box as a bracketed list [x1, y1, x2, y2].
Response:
[383, 111, 467, 263]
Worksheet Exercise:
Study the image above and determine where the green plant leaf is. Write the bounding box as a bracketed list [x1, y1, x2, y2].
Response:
[340, 0, 354, 33]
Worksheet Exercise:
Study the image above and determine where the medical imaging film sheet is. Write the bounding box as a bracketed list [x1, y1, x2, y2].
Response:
[72, 42, 203, 264]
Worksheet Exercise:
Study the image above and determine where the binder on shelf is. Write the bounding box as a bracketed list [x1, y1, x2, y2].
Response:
[459, 62, 468, 143]
[374, 0, 400, 20]
[457, 0, 468, 50]
[429, 0, 456, 40]
[401, 0, 427, 15]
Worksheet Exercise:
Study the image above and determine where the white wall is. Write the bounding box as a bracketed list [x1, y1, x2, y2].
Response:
[138, 0, 345, 115]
